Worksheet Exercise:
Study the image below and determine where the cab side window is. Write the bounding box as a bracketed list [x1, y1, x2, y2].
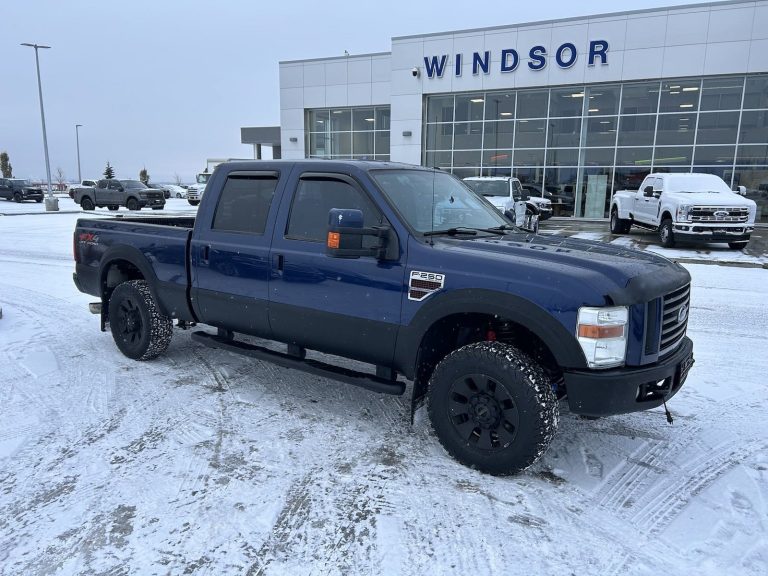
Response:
[97, 180, 108, 189]
[108, 180, 121, 191]
[212, 174, 278, 235]
[286, 177, 381, 242]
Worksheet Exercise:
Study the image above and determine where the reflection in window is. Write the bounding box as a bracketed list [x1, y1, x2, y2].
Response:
[455, 94, 485, 122]
[550, 88, 585, 117]
[617, 115, 656, 146]
[483, 121, 515, 149]
[696, 112, 739, 144]
[653, 146, 692, 166]
[307, 105, 390, 159]
[213, 176, 277, 235]
[743, 75, 768, 109]
[659, 79, 701, 113]
[585, 117, 618, 147]
[621, 82, 660, 115]
[739, 111, 768, 143]
[548, 118, 581, 147]
[515, 120, 547, 148]
[656, 114, 697, 145]
[700, 77, 743, 111]
[485, 92, 515, 120]
[693, 145, 735, 165]
[516, 89, 549, 118]
[586, 85, 620, 116]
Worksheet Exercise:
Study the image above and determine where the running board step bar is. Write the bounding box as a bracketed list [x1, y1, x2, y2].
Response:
[191, 331, 405, 396]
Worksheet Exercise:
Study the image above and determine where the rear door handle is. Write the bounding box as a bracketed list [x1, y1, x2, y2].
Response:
[202, 245, 210, 262]
[273, 253, 284, 276]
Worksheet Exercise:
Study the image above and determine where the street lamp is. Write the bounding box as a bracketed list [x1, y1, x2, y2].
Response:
[75, 124, 83, 183]
[21, 42, 58, 212]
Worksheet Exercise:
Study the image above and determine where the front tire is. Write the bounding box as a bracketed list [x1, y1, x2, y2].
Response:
[126, 198, 140, 211]
[610, 208, 631, 234]
[188, 200, 200, 206]
[427, 342, 558, 475]
[659, 218, 675, 248]
[728, 241, 749, 250]
[108, 280, 173, 360]
[13, 193, 22, 203]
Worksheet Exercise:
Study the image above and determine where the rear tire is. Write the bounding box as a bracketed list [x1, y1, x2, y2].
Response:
[610, 208, 631, 234]
[728, 241, 749, 250]
[659, 218, 675, 248]
[108, 280, 172, 360]
[80, 197, 95, 211]
[427, 341, 558, 475]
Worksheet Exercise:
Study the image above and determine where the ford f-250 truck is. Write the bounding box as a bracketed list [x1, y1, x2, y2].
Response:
[73, 160, 694, 475]
[610, 172, 757, 249]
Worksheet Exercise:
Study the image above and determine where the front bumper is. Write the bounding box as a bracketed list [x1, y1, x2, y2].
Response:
[673, 224, 753, 244]
[22, 189, 44, 200]
[139, 197, 165, 208]
[563, 336, 694, 417]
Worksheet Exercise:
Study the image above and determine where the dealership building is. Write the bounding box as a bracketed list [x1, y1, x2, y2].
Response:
[252, 0, 768, 222]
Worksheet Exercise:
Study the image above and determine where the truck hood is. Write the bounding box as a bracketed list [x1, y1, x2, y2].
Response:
[434, 232, 690, 305]
[526, 197, 552, 207]
[666, 191, 756, 207]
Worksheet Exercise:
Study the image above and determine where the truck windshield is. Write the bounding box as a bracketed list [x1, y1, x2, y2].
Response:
[372, 170, 508, 234]
[197, 173, 211, 184]
[464, 180, 508, 197]
[665, 175, 732, 194]
[11, 179, 30, 186]
[122, 180, 147, 189]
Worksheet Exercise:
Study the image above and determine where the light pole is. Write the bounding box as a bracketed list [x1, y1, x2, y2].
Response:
[75, 124, 83, 183]
[21, 42, 58, 212]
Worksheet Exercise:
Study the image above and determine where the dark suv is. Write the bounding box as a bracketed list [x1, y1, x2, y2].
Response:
[0, 178, 44, 203]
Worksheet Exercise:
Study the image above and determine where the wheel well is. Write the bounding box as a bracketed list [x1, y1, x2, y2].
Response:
[661, 211, 673, 222]
[412, 313, 563, 402]
[102, 259, 144, 303]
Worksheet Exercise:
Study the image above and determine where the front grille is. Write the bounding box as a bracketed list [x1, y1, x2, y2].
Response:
[690, 206, 749, 223]
[659, 284, 690, 356]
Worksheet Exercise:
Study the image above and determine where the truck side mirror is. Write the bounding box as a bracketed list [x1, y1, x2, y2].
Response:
[736, 185, 747, 196]
[643, 185, 654, 197]
[326, 208, 389, 259]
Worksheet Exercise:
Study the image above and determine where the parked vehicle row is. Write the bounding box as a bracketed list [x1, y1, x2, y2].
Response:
[0, 178, 44, 203]
[610, 173, 757, 249]
[73, 159, 694, 475]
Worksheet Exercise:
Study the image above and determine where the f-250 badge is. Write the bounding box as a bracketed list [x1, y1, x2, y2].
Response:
[408, 270, 445, 301]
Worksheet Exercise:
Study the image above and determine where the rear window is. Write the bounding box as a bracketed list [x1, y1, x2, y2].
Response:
[212, 174, 278, 234]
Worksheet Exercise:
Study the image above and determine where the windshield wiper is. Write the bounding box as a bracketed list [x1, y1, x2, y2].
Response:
[423, 227, 479, 237]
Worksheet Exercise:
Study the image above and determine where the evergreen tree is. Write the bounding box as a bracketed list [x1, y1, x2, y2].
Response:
[103, 162, 115, 179]
[0, 152, 12, 178]
[139, 167, 149, 185]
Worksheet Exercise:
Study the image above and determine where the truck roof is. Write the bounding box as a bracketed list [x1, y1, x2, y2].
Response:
[215, 159, 434, 173]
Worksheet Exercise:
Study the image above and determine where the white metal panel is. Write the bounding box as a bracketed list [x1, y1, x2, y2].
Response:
[452, 62, 487, 93]
[390, 94, 423, 121]
[622, 47, 665, 80]
[281, 129, 305, 159]
[754, 5, 768, 40]
[279, 64, 303, 89]
[625, 15, 667, 49]
[303, 63, 325, 87]
[551, 23, 589, 53]
[748, 38, 768, 72]
[707, 6, 754, 43]
[453, 32, 484, 58]
[325, 84, 348, 107]
[390, 143, 422, 165]
[482, 68, 518, 91]
[347, 59, 372, 84]
[347, 83, 373, 106]
[280, 108, 304, 131]
[303, 86, 326, 108]
[587, 17, 628, 52]
[280, 87, 303, 110]
[548, 58, 586, 86]
[585, 49, 624, 83]
[325, 61, 348, 85]
[483, 30, 519, 64]
[662, 44, 707, 77]
[391, 67, 423, 96]
[390, 120, 422, 149]
[391, 39, 424, 71]
[704, 41, 751, 75]
[371, 81, 391, 104]
[665, 10, 710, 46]
[516, 26, 553, 55]
[371, 56, 391, 82]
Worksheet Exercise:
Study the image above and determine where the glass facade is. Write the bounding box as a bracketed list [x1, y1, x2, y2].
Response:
[423, 74, 768, 222]
[306, 106, 390, 160]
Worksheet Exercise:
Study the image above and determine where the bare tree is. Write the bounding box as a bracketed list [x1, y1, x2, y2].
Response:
[174, 172, 182, 186]
[55, 167, 67, 191]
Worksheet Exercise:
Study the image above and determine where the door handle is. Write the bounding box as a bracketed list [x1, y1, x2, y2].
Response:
[202, 245, 210, 262]
[275, 254, 284, 271]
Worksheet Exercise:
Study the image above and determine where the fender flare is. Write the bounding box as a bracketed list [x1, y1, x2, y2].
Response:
[98, 245, 168, 315]
[394, 288, 587, 379]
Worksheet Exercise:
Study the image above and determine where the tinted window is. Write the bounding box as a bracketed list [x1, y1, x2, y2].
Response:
[212, 174, 277, 234]
[287, 177, 380, 242]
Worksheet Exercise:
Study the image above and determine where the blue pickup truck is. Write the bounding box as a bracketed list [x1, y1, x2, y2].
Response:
[73, 160, 694, 475]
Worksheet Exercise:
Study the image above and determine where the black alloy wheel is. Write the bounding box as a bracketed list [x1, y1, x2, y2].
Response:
[446, 373, 520, 451]
[108, 280, 173, 360]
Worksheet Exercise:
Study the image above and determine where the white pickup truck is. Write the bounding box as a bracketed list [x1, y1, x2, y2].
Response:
[463, 176, 553, 224]
[610, 173, 757, 249]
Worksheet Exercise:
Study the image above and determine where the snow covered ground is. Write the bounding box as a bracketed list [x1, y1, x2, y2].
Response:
[1, 208, 767, 575]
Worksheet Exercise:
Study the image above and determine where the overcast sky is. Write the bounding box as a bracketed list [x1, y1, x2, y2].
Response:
[2, 0, 706, 183]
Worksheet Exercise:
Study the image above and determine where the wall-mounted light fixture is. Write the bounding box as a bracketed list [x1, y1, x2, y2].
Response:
[402, 130, 412, 137]
[289, 137, 298, 142]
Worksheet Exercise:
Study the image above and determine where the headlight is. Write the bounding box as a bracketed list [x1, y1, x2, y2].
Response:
[676, 204, 692, 222]
[577, 306, 629, 369]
